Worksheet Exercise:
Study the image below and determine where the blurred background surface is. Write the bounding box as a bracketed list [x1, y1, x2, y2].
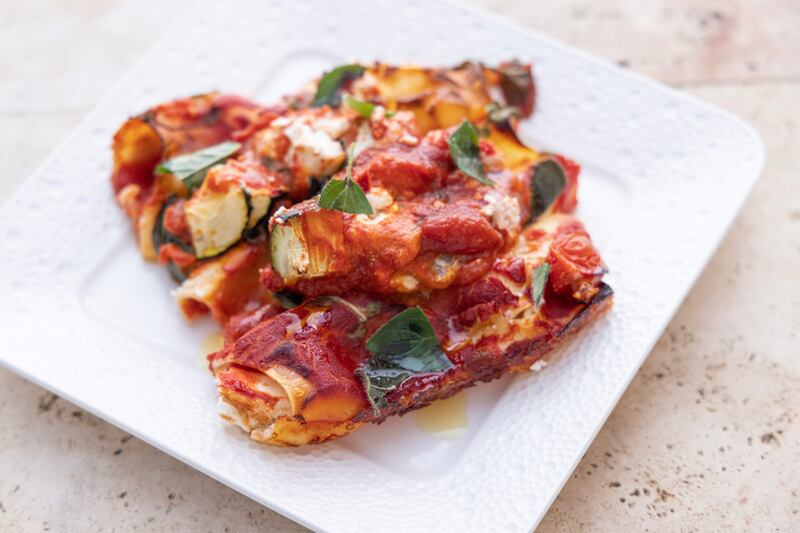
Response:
[1, 1, 798, 531]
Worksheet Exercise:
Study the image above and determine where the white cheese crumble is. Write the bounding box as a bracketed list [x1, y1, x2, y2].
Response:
[255, 114, 349, 179]
[352, 122, 375, 158]
[283, 120, 346, 178]
[481, 192, 521, 231]
[365, 187, 393, 211]
[314, 116, 350, 138]
[272, 205, 292, 225]
[530, 359, 548, 373]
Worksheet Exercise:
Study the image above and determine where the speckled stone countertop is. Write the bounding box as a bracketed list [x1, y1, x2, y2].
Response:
[1, 1, 798, 531]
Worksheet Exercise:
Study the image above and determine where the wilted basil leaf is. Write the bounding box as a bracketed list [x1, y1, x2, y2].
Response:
[497, 61, 535, 116]
[530, 159, 566, 221]
[531, 262, 551, 307]
[317, 143, 373, 215]
[357, 306, 452, 414]
[312, 64, 365, 107]
[486, 101, 521, 128]
[448, 120, 494, 186]
[156, 141, 241, 191]
[355, 368, 414, 415]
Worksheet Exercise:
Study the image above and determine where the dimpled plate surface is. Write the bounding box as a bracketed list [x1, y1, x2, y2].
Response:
[0, 1, 763, 531]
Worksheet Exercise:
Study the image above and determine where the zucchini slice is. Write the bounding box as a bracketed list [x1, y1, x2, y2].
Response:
[185, 187, 249, 259]
[270, 220, 311, 282]
[152, 196, 195, 255]
[245, 188, 273, 230]
[269, 207, 345, 283]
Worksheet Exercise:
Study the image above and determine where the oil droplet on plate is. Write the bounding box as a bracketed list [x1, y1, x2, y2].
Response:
[198, 331, 224, 372]
[413, 391, 469, 439]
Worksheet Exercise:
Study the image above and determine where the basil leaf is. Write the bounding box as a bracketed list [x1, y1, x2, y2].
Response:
[317, 178, 373, 215]
[497, 61, 535, 116]
[317, 143, 374, 215]
[355, 367, 413, 414]
[530, 159, 566, 220]
[156, 141, 241, 191]
[346, 96, 395, 119]
[312, 64, 365, 107]
[448, 120, 494, 186]
[346, 96, 375, 118]
[531, 262, 551, 307]
[486, 101, 521, 128]
[364, 307, 447, 370]
[358, 306, 452, 414]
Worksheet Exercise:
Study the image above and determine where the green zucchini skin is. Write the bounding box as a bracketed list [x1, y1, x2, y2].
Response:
[166, 260, 188, 283]
[153, 186, 279, 276]
[152, 195, 196, 255]
[152, 196, 195, 282]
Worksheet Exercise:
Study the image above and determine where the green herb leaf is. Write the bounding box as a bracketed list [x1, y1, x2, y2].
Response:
[345, 96, 394, 119]
[531, 262, 551, 307]
[486, 101, 521, 128]
[156, 141, 241, 191]
[364, 307, 446, 370]
[358, 306, 452, 414]
[312, 64, 365, 107]
[346, 96, 375, 118]
[448, 120, 494, 186]
[497, 61, 535, 116]
[317, 144, 374, 215]
[530, 159, 566, 220]
[317, 178, 373, 215]
[355, 367, 414, 414]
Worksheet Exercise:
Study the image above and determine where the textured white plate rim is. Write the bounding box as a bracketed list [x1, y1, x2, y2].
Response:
[0, 360, 319, 532]
[0, 1, 764, 532]
[446, 3, 765, 523]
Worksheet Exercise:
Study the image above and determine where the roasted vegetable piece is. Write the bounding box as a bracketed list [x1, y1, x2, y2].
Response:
[211, 212, 611, 446]
[112, 94, 276, 262]
[177, 152, 286, 260]
[110, 61, 541, 326]
[266, 121, 578, 297]
[111, 93, 269, 194]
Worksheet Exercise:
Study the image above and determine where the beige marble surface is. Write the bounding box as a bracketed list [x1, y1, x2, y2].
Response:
[1, 1, 798, 531]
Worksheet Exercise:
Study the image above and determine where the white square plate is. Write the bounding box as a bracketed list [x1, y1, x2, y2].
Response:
[0, 1, 763, 531]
